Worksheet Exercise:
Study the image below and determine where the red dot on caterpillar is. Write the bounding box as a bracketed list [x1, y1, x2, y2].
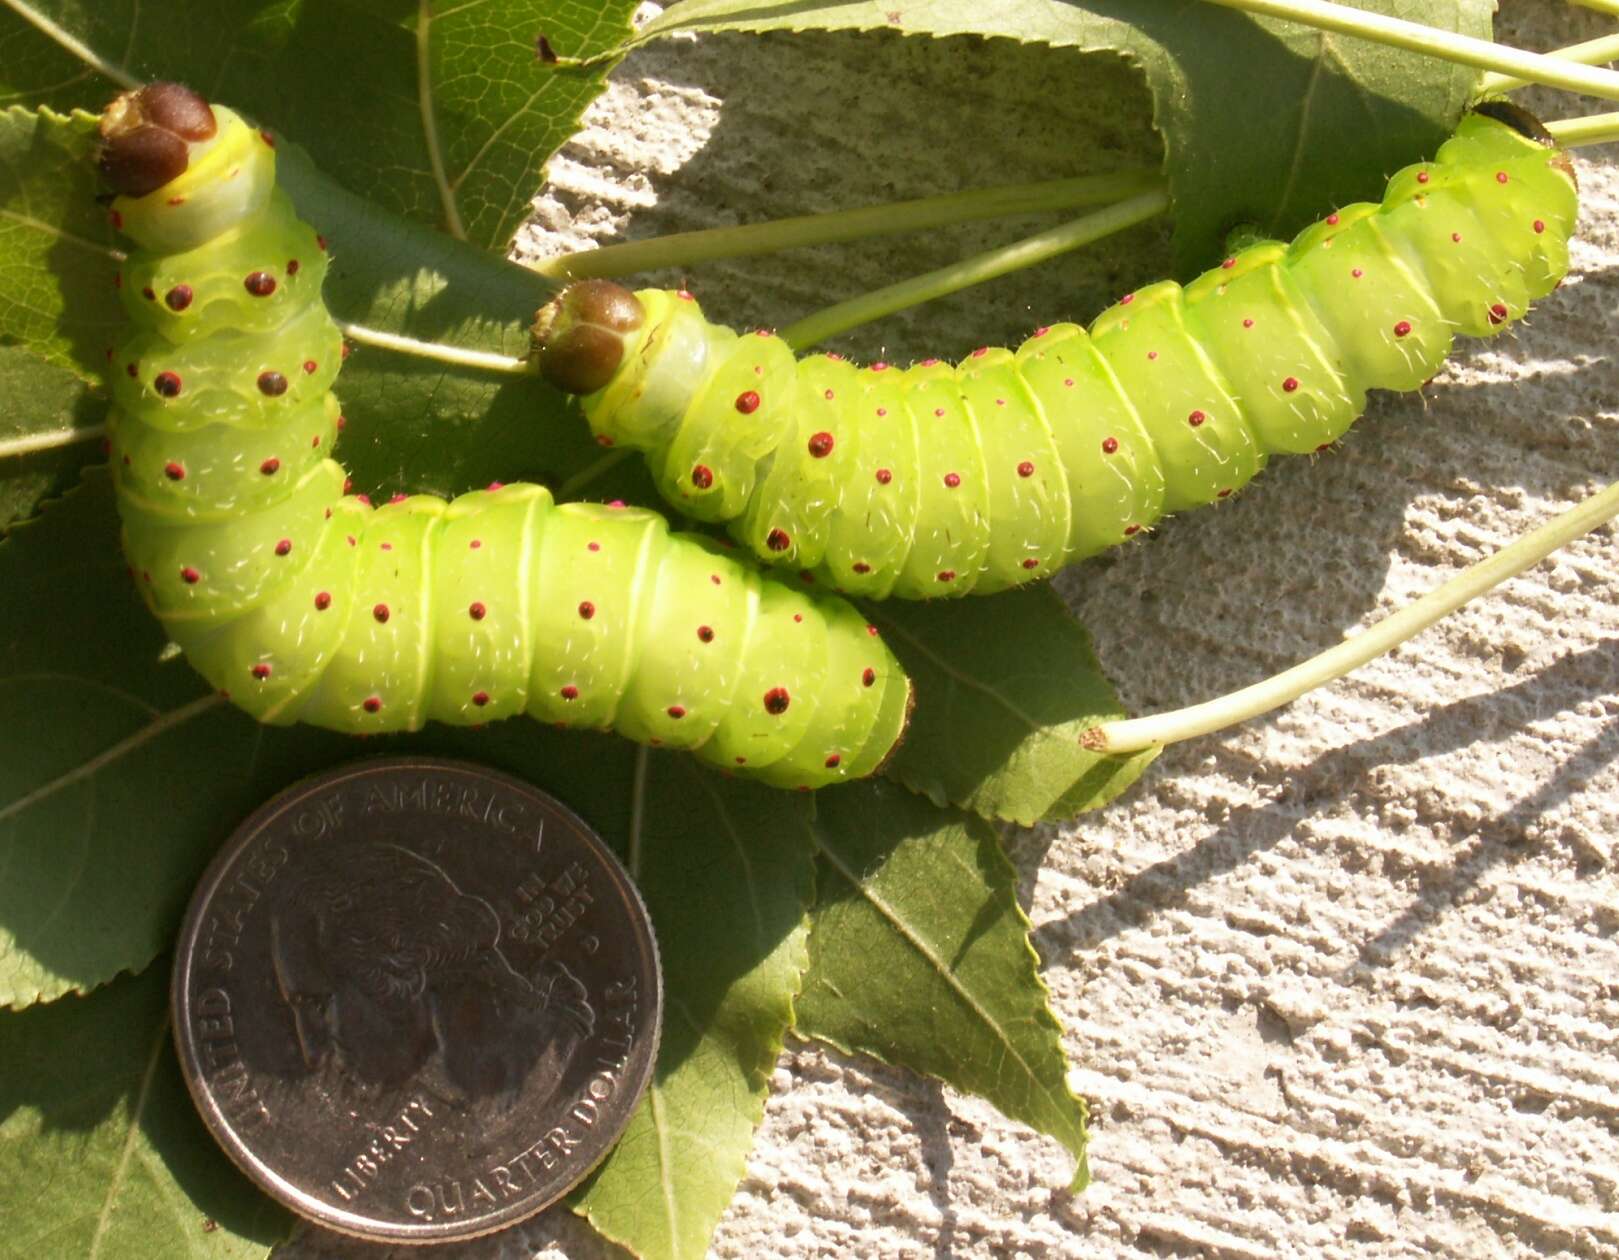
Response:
[824, 754, 841, 769]
[141, 286, 155, 301]
[943, 473, 961, 489]
[1496, 170, 1509, 184]
[372, 603, 390, 623]
[165, 285, 192, 311]
[260, 457, 280, 475]
[363, 696, 382, 714]
[1417, 170, 1430, 184]
[667, 705, 686, 719]
[735, 389, 761, 414]
[257, 370, 288, 396]
[560, 685, 579, 700]
[697, 625, 714, 642]
[251, 663, 271, 680]
[274, 539, 292, 556]
[876, 407, 887, 417]
[875, 468, 893, 485]
[154, 371, 182, 397]
[1017, 461, 1035, 478]
[807, 431, 834, 457]
[180, 566, 200, 584]
[1124, 524, 1141, 536]
[1188, 410, 1207, 427]
[314, 592, 332, 610]
[1393, 320, 1413, 338]
[766, 528, 791, 551]
[587, 541, 600, 552]
[1534, 219, 1546, 234]
[853, 562, 871, 574]
[1022, 558, 1039, 569]
[287, 259, 300, 275]
[1221, 257, 1236, 269]
[578, 601, 595, 619]
[469, 602, 486, 620]
[691, 464, 714, 489]
[302, 359, 318, 374]
[1218, 488, 1233, 499]
[244, 272, 276, 297]
[164, 461, 185, 480]
[763, 687, 790, 715]
[937, 570, 956, 583]
[1102, 437, 1119, 454]
[1488, 303, 1509, 325]
[862, 668, 877, 687]
[473, 691, 490, 707]
[1282, 377, 1300, 393]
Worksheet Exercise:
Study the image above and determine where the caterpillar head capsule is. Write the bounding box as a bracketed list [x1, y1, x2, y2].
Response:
[532, 279, 645, 395]
[98, 82, 217, 198]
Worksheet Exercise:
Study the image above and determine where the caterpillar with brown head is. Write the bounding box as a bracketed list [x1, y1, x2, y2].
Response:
[533, 102, 1579, 599]
[99, 82, 911, 791]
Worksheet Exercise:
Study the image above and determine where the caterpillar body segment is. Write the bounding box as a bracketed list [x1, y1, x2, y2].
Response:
[100, 85, 910, 790]
[541, 107, 1579, 598]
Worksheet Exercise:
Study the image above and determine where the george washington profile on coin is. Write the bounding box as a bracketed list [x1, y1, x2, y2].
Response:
[268, 840, 594, 1105]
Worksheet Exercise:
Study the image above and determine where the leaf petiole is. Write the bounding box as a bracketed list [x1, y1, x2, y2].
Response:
[335, 321, 536, 375]
[1546, 110, 1619, 147]
[780, 188, 1172, 350]
[530, 170, 1164, 281]
[1197, 0, 1619, 100]
[1085, 479, 1619, 755]
[0, 422, 105, 461]
[1478, 32, 1619, 94]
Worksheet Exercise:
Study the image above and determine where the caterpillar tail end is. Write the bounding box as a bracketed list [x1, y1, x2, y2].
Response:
[531, 279, 645, 394]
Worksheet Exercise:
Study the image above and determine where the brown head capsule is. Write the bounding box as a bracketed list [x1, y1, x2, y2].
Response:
[97, 82, 217, 198]
[531, 280, 646, 395]
[138, 83, 217, 140]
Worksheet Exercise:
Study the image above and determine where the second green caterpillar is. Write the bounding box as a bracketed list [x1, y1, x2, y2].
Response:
[535, 103, 1579, 600]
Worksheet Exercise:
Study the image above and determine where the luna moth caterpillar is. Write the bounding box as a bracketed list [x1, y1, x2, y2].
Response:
[533, 102, 1579, 601]
[99, 83, 911, 791]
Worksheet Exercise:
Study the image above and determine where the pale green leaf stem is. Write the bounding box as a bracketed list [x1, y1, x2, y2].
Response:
[1200, 0, 1619, 98]
[1547, 109, 1619, 145]
[534, 169, 1163, 281]
[1478, 31, 1619, 93]
[781, 188, 1171, 349]
[1088, 480, 1619, 754]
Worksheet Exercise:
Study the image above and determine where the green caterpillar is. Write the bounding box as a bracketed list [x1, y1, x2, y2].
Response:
[535, 103, 1579, 600]
[100, 83, 911, 791]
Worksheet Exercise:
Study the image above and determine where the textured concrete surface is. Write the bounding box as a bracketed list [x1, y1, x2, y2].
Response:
[288, 2, 1619, 1256]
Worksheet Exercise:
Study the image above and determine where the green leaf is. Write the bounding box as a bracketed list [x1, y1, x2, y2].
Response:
[0, 0, 643, 249]
[875, 585, 1157, 825]
[0, 964, 292, 1259]
[0, 345, 103, 532]
[0, 472, 354, 1008]
[551, 751, 818, 1260]
[799, 780, 1089, 1189]
[627, 0, 1493, 272]
[0, 105, 121, 377]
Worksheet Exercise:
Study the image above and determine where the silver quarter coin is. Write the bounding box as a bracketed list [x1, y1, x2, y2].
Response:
[172, 757, 661, 1244]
